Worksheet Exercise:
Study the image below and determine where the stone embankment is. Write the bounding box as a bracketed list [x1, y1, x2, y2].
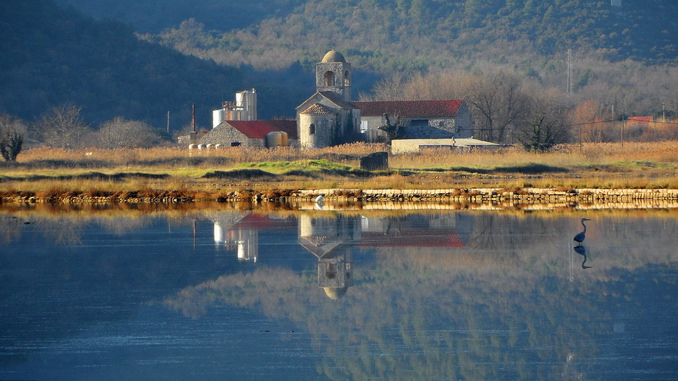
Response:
[2, 188, 678, 209]
[294, 187, 678, 209]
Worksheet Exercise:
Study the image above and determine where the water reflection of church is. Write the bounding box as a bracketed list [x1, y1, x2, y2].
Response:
[209, 212, 470, 299]
[299, 214, 360, 300]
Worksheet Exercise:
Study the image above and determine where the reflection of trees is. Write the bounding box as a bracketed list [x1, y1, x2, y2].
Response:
[0, 215, 24, 243]
[41, 217, 86, 245]
[465, 213, 561, 252]
[0, 211, 198, 244]
[163, 262, 616, 379]
[95, 216, 154, 234]
[162, 212, 678, 380]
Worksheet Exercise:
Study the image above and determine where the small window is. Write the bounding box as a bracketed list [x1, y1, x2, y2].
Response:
[360, 120, 368, 133]
[344, 71, 350, 86]
[310, 123, 316, 135]
[230, 141, 241, 147]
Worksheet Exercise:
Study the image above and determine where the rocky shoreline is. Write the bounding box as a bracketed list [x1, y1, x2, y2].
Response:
[2, 187, 678, 209]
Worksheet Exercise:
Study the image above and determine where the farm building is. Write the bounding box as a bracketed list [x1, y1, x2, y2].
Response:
[353, 99, 474, 142]
[200, 120, 297, 148]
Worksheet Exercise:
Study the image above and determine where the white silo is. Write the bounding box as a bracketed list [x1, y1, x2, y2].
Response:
[214, 221, 224, 245]
[236, 89, 257, 121]
[212, 107, 226, 128]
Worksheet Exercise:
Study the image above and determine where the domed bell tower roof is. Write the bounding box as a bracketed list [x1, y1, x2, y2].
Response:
[321, 50, 346, 63]
[316, 50, 351, 101]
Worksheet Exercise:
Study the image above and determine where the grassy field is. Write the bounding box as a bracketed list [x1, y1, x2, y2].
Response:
[1, 141, 677, 201]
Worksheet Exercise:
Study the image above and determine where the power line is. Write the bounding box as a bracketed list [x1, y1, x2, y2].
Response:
[566, 119, 676, 127]
[474, 118, 675, 131]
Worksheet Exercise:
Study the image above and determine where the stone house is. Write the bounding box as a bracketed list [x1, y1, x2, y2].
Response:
[200, 120, 297, 148]
[353, 99, 474, 142]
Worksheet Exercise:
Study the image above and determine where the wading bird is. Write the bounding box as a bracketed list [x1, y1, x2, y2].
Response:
[573, 218, 591, 246]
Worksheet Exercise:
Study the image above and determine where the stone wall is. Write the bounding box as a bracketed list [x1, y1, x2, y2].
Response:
[402, 121, 455, 139]
[360, 152, 389, 170]
[291, 187, 678, 210]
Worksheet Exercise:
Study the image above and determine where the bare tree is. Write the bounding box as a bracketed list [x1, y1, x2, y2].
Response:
[95, 117, 164, 148]
[33, 105, 91, 149]
[0, 114, 25, 161]
[465, 71, 530, 143]
[368, 69, 533, 143]
[517, 88, 571, 150]
[366, 72, 407, 101]
[378, 113, 406, 143]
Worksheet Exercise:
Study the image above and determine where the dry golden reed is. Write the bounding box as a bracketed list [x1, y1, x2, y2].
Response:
[2, 141, 677, 197]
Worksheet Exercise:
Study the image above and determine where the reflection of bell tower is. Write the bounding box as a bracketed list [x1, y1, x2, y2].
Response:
[298, 214, 360, 300]
[317, 252, 353, 300]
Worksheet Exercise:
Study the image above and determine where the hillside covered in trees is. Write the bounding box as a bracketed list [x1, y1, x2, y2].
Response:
[2, 0, 677, 148]
[59, 0, 678, 71]
[0, 0, 312, 131]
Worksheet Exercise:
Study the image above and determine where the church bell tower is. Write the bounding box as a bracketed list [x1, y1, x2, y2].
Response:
[316, 50, 352, 101]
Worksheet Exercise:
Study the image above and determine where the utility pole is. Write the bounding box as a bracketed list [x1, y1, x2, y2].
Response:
[192, 104, 196, 132]
[166, 111, 170, 134]
[621, 118, 625, 148]
[567, 49, 573, 94]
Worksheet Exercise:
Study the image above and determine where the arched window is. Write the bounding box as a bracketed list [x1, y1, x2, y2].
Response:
[344, 71, 350, 86]
[309, 123, 316, 135]
[324, 71, 335, 86]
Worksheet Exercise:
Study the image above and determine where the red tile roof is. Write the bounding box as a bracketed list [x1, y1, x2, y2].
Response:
[226, 120, 297, 139]
[628, 116, 654, 124]
[354, 100, 463, 118]
[232, 213, 296, 229]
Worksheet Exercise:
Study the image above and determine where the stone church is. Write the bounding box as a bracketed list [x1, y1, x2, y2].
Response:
[296, 50, 362, 149]
[297, 50, 473, 149]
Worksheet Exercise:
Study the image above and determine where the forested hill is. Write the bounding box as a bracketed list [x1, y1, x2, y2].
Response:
[54, 0, 306, 34]
[0, 0, 249, 129]
[57, 0, 678, 72]
[4, 0, 677, 132]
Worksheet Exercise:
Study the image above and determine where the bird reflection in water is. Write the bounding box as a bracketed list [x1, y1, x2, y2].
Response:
[574, 245, 592, 269]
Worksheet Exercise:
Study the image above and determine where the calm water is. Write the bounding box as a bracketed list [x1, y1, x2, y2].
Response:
[1, 205, 677, 380]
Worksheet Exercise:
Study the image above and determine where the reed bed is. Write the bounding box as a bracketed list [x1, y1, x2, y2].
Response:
[1, 141, 677, 199]
[389, 141, 678, 170]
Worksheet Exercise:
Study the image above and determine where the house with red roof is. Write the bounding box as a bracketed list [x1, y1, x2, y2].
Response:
[353, 99, 474, 142]
[627, 116, 655, 125]
[201, 120, 298, 148]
